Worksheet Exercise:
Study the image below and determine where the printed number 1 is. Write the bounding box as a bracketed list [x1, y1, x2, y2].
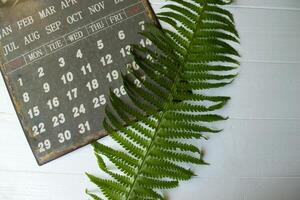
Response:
[139, 21, 145, 30]
[18, 78, 23, 86]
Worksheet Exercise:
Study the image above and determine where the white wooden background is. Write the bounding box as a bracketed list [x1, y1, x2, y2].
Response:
[1, 0, 300, 199]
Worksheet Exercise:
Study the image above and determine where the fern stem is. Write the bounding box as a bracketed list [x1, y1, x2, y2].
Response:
[125, 2, 209, 199]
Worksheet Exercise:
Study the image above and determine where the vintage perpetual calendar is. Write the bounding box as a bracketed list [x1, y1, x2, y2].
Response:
[0, 0, 156, 165]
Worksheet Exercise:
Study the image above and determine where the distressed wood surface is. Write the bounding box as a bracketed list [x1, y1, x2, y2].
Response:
[0, 1, 300, 199]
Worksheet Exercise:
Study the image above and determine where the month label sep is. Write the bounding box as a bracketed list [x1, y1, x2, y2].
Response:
[0, 0, 156, 165]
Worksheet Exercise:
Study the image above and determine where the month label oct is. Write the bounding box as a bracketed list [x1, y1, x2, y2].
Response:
[0, 0, 156, 165]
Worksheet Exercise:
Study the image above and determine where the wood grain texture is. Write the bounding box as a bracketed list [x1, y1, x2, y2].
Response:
[0, 1, 300, 199]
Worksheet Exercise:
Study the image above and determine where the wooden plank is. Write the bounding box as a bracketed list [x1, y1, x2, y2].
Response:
[233, 8, 300, 63]
[232, 0, 300, 9]
[226, 62, 300, 119]
[150, 4, 300, 62]
[0, 171, 89, 200]
[169, 177, 300, 200]
[194, 119, 300, 178]
[149, 0, 300, 9]
[1, 9, 300, 117]
[0, 170, 299, 200]
[0, 9, 299, 115]
[0, 117, 299, 178]
[0, 77, 15, 114]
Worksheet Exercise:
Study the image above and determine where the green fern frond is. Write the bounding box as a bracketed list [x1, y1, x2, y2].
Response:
[87, 0, 239, 199]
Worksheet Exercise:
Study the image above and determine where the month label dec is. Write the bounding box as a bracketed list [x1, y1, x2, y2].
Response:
[0, 0, 156, 165]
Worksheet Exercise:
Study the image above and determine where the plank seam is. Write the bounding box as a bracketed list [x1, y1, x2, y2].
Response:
[150, 2, 300, 12]
[0, 169, 300, 180]
[1, 113, 300, 121]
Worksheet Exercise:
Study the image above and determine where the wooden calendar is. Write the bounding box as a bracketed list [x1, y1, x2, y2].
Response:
[0, 0, 156, 165]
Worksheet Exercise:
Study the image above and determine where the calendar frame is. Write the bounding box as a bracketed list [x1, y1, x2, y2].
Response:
[0, 0, 159, 165]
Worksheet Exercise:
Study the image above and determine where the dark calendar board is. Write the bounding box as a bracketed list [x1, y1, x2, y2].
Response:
[0, 0, 156, 165]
